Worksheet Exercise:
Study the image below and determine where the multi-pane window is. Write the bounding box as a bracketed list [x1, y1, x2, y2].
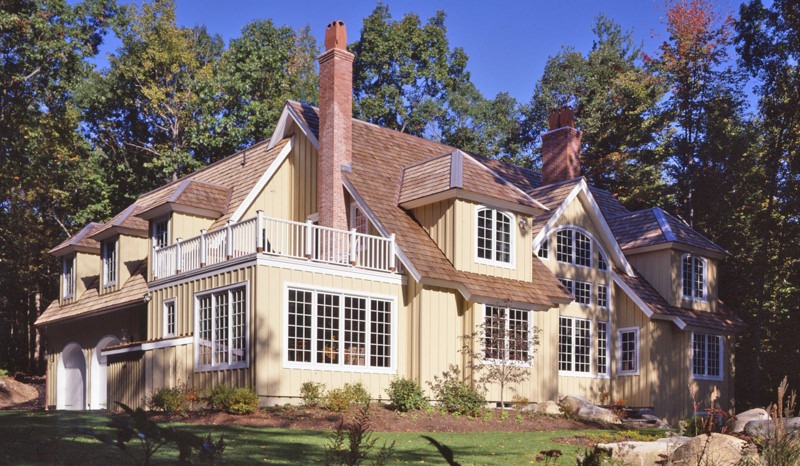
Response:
[484, 306, 531, 363]
[682, 255, 706, 300]
[164, 299, 176, 337]
[556, 229, 592, 267]
[350, 204, 369, 234]
[692, 333, 722, 380]
[286, 287, 394, 371]
[537, 239, 549, 259]
[62, 255, 75, 299]
[196, 285, 247, 370]
[597, 321, 608, 375]
[598, 252, 609, 271]
[559, 278, 574, 296]
[152, 218, 169, 249]
[477, 208, 512, 264]
[102, 238, 117, 287]
[597, 285, 608, 308]
[559, 317, 591, 373]
[618, 328, 639, 374]
[574, 281, 592, 305]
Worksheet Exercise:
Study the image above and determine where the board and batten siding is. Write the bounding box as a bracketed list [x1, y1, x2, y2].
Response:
[243, 135, 317, 223]
[171, 212, 215, 245]
[102, 235, 148, 294]
[253, 262, 405, 404]
[627, 250, 719, 313]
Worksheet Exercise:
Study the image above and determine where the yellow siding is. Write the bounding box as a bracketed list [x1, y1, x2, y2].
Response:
[629, 250, 718, 312]
[244, 136, 318, 222]
[107, 354, 146, 410]
[72, 251, 100, 302]
[172, 212, 214, 242]
[612, 291, 652, 408]
[101, 234, 148, 294]
[412, 200, 456, 264]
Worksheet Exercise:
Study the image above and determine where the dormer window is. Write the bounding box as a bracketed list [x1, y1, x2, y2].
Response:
[62, 255, 75, 299]
[556, 228, 591, 267]
[476, 207, 512, 265]
[152, 217, 169, 249]
[682, 254, 706, 300]
[102, 238, 118, 287]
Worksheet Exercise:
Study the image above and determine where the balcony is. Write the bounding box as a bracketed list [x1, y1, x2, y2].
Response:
[152, 212, 397, 280]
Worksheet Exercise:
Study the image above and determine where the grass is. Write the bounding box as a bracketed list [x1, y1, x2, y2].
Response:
[0, 410, 604, 465]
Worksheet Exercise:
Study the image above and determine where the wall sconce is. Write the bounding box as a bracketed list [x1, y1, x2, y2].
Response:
[142, 292, 152, 303]
[518, 217, 529, 233]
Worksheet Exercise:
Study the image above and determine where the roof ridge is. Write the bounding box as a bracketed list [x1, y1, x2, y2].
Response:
[464, 152, 545, 210]
[652, 207, 677, 242]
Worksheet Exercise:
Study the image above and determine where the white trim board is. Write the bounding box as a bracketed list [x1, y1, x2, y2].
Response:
[231, 138, 294, 223]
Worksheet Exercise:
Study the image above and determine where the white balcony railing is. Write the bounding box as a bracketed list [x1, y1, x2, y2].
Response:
[152, 211, 397, 280]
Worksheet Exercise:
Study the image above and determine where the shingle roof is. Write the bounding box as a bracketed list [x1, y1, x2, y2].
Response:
[608, 207, 728, 255]
[137, 179, 232, 219]
[35, 261, 148, 326]
[49, 222, 103, 256]
[289, 102, 570, 309]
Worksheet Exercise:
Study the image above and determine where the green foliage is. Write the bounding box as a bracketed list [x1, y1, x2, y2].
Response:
[427, 365, 486, 416]
[324, 404, 395, 466]
[385, 378, 428, 412]
[301, 381, 326, 408]
[81, 402, 225, 466]
[0, 369, 8, 378]
[325, 383, 371, 413]
[147, 386, 186, 415]
[204, 385, 259, 415]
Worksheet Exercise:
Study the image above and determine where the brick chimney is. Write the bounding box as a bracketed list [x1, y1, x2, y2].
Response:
[541, 107, 582, 186]
[317, 20, 354, 231]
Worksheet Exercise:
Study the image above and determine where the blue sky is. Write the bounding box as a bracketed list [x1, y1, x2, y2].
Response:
[95, 0, 688, 103]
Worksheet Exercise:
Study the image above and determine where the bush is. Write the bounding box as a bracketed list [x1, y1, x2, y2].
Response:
[205, 385, 260, 414]
[325, 382, 372, 412]
[147, 386, 187, 414]
[427, 365, 486, 416]
[301, 382, 326, 407]
[386, 378, 427, 412]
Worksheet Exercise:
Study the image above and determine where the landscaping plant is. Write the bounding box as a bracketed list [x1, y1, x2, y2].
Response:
[427, 365, 486, 416]
[301, 381, 326, 407]
[385, 378, 428, 412]
[324, 404, 395, 466]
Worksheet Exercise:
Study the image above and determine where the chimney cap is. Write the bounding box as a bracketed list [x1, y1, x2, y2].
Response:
[547, 107, 576, 130]
[325, 20, 347, 51]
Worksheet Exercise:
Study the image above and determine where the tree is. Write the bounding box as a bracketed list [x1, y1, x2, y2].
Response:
[526, 16, 667, 208]
[0, 0, 118, 371]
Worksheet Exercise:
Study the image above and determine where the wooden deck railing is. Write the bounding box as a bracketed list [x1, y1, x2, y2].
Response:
[152, 212, 397, 279]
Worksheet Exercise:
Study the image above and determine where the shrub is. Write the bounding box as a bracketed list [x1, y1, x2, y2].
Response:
[325, 382, 372, 412]
[385, 378, 427, 412]
[205, 385, 234, 411]
[205, 385, 259, 414]
[344, 382, 371, 405]
[147, 386, 187, 414]
[301, 382, 326, 407]
[427, 365, 486, 416]
[0, 368, 8, 378]
[324, 404, 395, 466]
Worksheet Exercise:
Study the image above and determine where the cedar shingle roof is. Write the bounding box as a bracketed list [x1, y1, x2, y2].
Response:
[289, 102, 570, 308]
[608, 208, 728, 255]
[35, 261, 148, 326]
[49, 222, 103, 256]
[138, 179, 231, 219]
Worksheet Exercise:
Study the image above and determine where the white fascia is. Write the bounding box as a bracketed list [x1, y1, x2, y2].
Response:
[230, 137, 294, 223]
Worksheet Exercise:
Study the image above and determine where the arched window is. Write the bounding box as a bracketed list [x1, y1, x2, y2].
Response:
[682, 254, 706, 300]
[476, 207, 513, 265]
[555, 228, 592, 267]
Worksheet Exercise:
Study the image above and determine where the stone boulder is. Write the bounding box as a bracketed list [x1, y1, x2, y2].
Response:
[729, 408, 770, 433]
[535, 400, 562, 416]
[558, 394, 591, 415]
[598, 436, 690, 466]
[744, 417, 800, 439]
[670, 433, 750, 466]
[558, 394, 621, 424]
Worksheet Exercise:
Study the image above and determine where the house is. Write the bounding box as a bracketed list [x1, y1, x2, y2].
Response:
[35, 20, 743, 422]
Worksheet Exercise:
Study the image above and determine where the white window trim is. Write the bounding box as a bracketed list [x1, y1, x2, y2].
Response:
[617, 327, 640, 376]
[163, 298, 177, 338]
[151, 216, 170, 249]
[482, 305, 533, 367]
[62, 254, 76, 299]
[102, 238, 118, 288]
[474, 206, 516, 269]
[350, 203, 369, 234]
[681, 254, 708, 302]
[282, 283, 397, 374]
[574, 281, 592, 306]
[596, 321, 610, 378]
[553, 226, 593, 269]
[597, 284, 609, 309]
[558, 316, 594, 378]
[193, 281, 250, 371]
[691, 332, 724, 381]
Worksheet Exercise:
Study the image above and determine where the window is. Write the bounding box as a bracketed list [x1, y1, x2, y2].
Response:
[682, 255, 706, 300]
[350, 204, 369, 234]
[164, 299, 176, 337]
[556, 228, 592, 267]
[559, 278, 574, 296]
[597, 285, 608, 308]
[484, 306, 531, 363]
[559, 317, 591, 374]
[476, 207, 512, 264]
[618, 328, 639, 375]
[597, 321, 609, 375]
[62, 255, 75, 299]
[102, 238, 117, 287]
[196, 285, 247, 370]
[692, 333, 722, 380]
[152, 218, 169, 249]
[598, 252, 609, 271]
[574, 281, 592, 305]
[286, 287, 394, 371]
[537, 239, 549, 259]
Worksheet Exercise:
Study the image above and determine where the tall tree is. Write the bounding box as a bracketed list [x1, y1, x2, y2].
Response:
[0, 0, 117, 371]
[735, 0, 800, 405]
[526, 16, 666, 207]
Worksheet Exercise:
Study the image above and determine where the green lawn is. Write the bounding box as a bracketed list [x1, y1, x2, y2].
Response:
[0, 410, 602, 465]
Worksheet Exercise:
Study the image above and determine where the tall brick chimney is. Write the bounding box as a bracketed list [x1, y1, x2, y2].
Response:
[541, 107, 582, 186]
[317, 20, 354, 231]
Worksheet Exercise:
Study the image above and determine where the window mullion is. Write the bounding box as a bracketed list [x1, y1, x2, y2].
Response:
[227, 290, 233, 366]
[310, 290, 318, 366]
[365, 298, 373, 369]
[338, 292, 345, 368]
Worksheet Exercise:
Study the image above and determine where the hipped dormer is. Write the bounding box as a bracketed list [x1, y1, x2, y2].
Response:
[90, 205, 148, 294]
[49, 222, 102, 304]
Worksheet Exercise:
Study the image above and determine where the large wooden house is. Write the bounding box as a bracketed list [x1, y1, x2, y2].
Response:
[35, 20, 742, 422]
